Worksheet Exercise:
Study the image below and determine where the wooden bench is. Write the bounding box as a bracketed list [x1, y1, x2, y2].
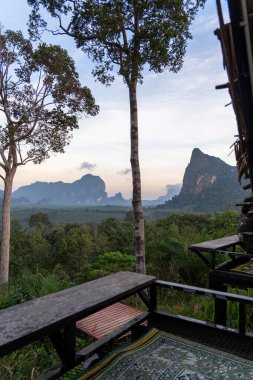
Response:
[76, 302, 144, 339]
[0, 271, 155, 376]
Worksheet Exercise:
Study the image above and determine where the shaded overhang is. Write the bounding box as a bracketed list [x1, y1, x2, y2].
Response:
[216, 0, 253, 192]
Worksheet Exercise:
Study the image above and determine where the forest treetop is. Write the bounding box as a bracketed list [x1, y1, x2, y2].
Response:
[28, 0, 206, 85]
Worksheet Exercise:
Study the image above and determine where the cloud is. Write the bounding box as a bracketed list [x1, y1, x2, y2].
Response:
[118, 168, 131, 176]
[80, 162, 96, 171]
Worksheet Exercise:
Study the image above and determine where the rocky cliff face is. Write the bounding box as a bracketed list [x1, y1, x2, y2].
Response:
[167, 148, 246, 212]
[181, 148, 218, 195]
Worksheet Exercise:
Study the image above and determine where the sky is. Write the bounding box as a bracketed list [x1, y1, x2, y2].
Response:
[0, 0, 237, 199]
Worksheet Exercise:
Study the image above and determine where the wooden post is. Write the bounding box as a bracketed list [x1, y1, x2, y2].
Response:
[209, 280, 227, 326]
[49, 323, 76, 369]
[239, 302, 246, 335]
[149, 283, 157, 312]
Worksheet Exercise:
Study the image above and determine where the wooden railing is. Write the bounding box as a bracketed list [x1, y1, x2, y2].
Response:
[1, 272, 253, 378]
[0, 272, 155, 379]
[152, 280, 253, 335]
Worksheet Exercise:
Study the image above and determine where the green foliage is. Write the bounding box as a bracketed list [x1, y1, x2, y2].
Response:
[0, 29, 99, 284]
[97, 218, 134, 255]
[210, 211, 239, 237]
[0, 29, 98, 164]
[0, 340, 56, 380]
[9, 221, 53, 277]
[10, 206, 129, 227]
[50, 224, 93, 276]
[88, 251, 135, 280]
[146, 235, 207, 286]
[6, 211, 240, 285]
[29, 212, 52, 231]
[28, 0, 205, 85]
[0, 210, 248, 377]
[170, 243, 207, 286]
[0, 270, 71, 308]
[146, 215, 209, 284]
[156, 288, 214, 321]
[0, 286, 9, 309]
[163, 288, 253, 333]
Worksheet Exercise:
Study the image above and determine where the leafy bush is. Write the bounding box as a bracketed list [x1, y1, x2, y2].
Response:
[88, 251, 135, 280]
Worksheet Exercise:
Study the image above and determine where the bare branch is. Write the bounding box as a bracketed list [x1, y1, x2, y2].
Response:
[0, 174, 6, 183]
[0, 162, 6, 171]
[34, 68, 43, 97]
[12, 83, 50, 145]
[12, 143, 18, 167]
[16, 142, 23, 164]
[0, 148, 7, 167]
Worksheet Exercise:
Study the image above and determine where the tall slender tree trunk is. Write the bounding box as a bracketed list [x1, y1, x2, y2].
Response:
[0, 169, 15, 284]
[129, 80, 146, 274]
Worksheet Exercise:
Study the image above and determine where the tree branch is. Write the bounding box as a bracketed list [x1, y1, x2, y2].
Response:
[0, 148, 7, 167]
[0, 162, 6, 171]
[0, 174, 6, 183]
[13, 82, 50, 145]
[16, 142, 23, 164]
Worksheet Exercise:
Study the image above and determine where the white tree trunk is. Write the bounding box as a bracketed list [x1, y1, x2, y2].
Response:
[129, 80, 146, 274]
[0, 171, 15, 284]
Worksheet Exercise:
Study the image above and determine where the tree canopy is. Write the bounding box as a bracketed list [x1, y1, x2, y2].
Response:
[27, 0, 206, 274]
[28, 0, 205, 85]
[0, 29, 99, 166]
[0, 29, 99, 283]
[28, 0, 205, 273]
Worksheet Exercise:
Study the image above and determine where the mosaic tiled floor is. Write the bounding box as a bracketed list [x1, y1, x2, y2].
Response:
[61, 328, 253, 379]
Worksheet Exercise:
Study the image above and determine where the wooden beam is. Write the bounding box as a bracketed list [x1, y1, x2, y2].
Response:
[38, 312, 150, 380]
[239, 303, 246, 335]
[154, 280, 253, 305]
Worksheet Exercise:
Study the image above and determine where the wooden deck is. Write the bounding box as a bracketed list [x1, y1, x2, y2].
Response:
[2, 272, 253, 379]
[76, 302, 143, 339]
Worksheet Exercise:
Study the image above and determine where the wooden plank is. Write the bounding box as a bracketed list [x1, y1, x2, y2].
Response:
[76, 302, 143, 339]
[0, 272, 155, 357]
[189, 235, 239, 251]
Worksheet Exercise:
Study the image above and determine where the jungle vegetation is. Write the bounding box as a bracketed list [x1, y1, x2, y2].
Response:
[0, 210, 248, 379]
[28, 0, 206, 274]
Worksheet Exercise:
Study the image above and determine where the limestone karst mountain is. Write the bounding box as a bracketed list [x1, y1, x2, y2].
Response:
[11, 175, 180, 207]
[12, 174, 108, 206]
[6, 148, 244, 211]
[165, 148, 246, 212]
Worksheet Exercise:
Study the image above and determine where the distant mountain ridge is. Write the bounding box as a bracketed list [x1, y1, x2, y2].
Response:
[13, 174, 108, 206]
[166, 148, 246, 212]
[13, 174, 107, 205]
[1, 148, 245, 210]
[11, 174, 179, 207]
